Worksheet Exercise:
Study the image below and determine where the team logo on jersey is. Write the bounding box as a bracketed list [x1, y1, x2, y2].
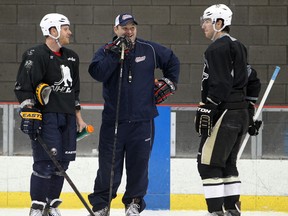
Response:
[27, 49, 35, 56]
[24, 60, 33, 70]
[202, 71, 209, 82]
[68, 57, 76, 61]
[51, 65, 73, 93]
[135, 56, 146, 63]
[201, 63, 209, 91]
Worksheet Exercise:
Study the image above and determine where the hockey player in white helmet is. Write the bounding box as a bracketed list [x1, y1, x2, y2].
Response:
[14, 13, 87, 216]
[200, 4, 232, 41]
[195, 4, 261, 216]
[40, 13, 70, 47]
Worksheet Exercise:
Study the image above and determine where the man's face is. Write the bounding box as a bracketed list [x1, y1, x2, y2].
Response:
[201, 18, 215, 40]
[114, 22, 137, 43]
[58, 25, 72, 45]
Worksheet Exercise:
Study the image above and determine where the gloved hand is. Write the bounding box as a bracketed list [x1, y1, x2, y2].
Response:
[247, 102, 262, 136]
[104, 36, 133, 55]
[19, 107, 42, 140]
[248, 120, 262, 136]
[154, 78, 176, 104]
[194, 103, 217, 137]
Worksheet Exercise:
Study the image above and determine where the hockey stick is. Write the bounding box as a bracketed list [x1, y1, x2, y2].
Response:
[36, 134, 95, 216]
[237, 66, 281, 160]
[107, 43, 126, 215]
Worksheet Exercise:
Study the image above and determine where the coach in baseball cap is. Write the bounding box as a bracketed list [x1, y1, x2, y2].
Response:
[87, 12, 179, 216]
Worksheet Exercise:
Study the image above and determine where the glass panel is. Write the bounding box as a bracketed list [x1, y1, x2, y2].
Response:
[0, 108, 3, 155]
[13, 108, 102, 157]
[262, 111, 288, 159]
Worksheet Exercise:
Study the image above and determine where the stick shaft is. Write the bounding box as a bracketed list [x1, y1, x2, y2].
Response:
[107, 44, 125, 216]
[237, 66, 280, 160]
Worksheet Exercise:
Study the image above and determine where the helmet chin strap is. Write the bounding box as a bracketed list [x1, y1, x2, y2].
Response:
[55, 39, 62, 48]
[211, 23, 225, 41]
[49, 31, 62, 48]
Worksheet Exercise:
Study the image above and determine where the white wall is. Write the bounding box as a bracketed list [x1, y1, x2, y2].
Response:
[1, 156, 288, 196]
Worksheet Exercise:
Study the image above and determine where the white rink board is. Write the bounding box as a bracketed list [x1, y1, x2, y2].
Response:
[1, 156, 288, 197]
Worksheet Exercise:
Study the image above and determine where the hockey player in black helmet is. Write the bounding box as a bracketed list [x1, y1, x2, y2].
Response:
[14, 13, 87, 216]
[195, 4, 261, 216]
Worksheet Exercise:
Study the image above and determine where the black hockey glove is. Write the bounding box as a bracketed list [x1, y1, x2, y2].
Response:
[247, 102, 262, 136]
[104, 36, 133, 55]
[195, 103, 217, 137]
[154, 78, 176, 104]
[19, 107, 42, 140]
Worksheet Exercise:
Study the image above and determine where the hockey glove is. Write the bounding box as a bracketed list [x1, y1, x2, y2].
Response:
[19, 107, 42, 140]
[154, 78, 176, 104]
[195, 103, 217, 137]
[36, 83, 52, 106]
[104, 36, 133, 55]
[247, 102, 262, 136]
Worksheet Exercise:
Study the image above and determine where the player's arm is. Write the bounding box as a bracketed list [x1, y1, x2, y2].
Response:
[153, 42, 180, 104]
[153, 41, 180, 84]
[246, 65, 262, 136]
[75, 109, 87, 133]
[88, 46, 119, 83]
[14, 53, 36, 107]
[71, 51, 87, 133]
[15, 48, 47, 107]
[15, 48, 46, 139]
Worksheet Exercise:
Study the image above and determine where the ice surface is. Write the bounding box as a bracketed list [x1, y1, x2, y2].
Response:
[0, 209, 288, 216]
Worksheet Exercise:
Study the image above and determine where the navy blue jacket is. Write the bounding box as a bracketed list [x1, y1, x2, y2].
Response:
[88, 38, 180, 122]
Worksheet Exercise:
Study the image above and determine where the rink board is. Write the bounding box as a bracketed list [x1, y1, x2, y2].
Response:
[1, 107, 288, 212]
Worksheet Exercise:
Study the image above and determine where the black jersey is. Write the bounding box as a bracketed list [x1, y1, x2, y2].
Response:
[15, 44, 80, 114]
[201, 34, 248, 105]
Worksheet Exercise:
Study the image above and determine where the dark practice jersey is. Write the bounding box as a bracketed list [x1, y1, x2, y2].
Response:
[201, 34, 249, 105]
[15, 44, 80, 114]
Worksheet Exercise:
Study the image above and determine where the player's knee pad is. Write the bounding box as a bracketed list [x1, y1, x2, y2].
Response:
[223, 163, 239, 177]
[54, 161, 70, 176]
[32, 161, 55, 178]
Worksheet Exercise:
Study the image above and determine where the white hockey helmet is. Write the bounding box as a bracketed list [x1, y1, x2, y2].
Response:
[40, 13, 70, 38]
[201, 4, 233, 28]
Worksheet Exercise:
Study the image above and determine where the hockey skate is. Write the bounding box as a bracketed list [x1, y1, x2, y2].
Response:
[224, 210, 240, 216]
[29, 200, 46, 216]
[88, 206, 109, 216]
[125, 198, 140, 216]
[224, 201, 241, 216]
[46, 198, 62, 216]
[205, 211, 224, 216]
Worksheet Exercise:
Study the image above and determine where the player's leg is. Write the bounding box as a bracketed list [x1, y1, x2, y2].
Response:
[46, 114, 77, 216]
[44, 161, 70, 216]
[197, 109, 244, 215]
[223, 139, 243, 216]
[35, 113, 76, 216]
[122, 120, 154, 215]
[29, 113, 60, 216]
[198, 162, 225, 214]
[29, 160, 55, 216]
[88, 121, 125, 214]
[223, 109, 248, 216]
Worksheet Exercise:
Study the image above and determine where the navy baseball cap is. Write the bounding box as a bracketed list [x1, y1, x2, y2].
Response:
[114, 13, 138, 27]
